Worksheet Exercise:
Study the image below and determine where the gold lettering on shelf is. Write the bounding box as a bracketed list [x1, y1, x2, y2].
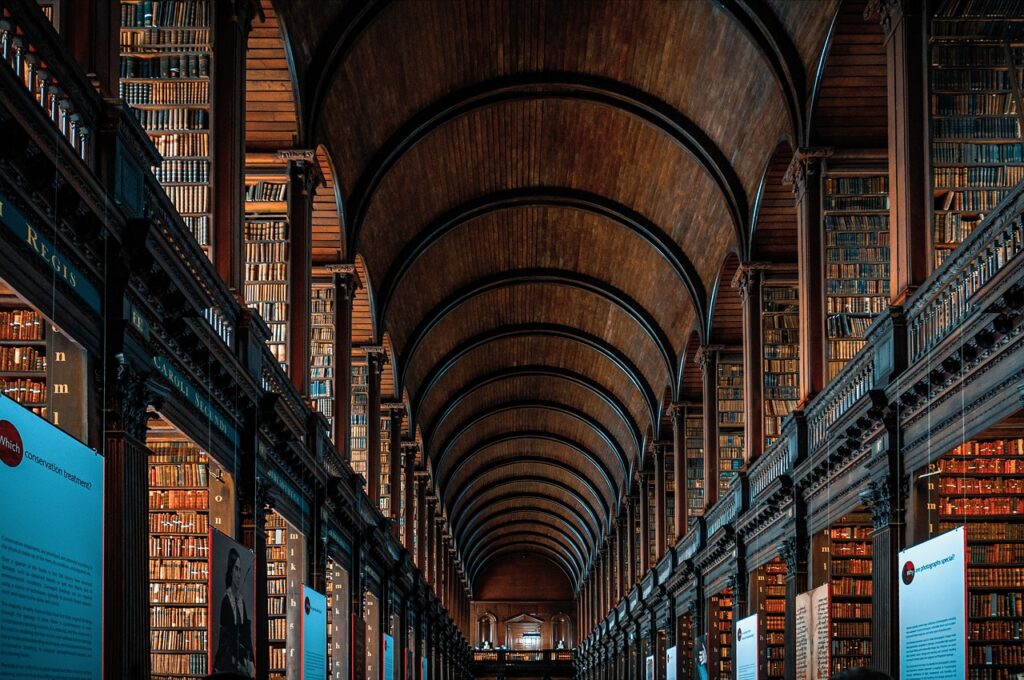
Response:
[24, 225, 78, 289]
[51, 411, 60, 425]
[53, 383, 69, 395]
[54, 351, 66, 362]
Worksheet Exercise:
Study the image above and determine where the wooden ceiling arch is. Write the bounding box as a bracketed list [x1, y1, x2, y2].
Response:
[462, 515, 591, 573]
[473, 544, 580, 591]
[274, 0, 845, 594]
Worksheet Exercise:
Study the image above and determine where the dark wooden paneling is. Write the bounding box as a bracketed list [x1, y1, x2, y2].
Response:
[475, 555, 574, 601]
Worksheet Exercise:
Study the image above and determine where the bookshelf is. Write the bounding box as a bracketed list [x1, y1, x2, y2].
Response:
[310, 279, 335, 436]
[755, 559, 787, 678]
[147, 418, 211, 679]
[929, 437, 1024, 680]
[711, 588, 734, 678]
[646, 472, 657, 567]
[380, 411, 392, 517]
[676, 612, 694, 680]
[761, 280, 799, 448]
[717, 355, 744, 495]
[817, 512, 873, 676]
[685, 412, 705, 521]
[822, 166, 890, 381]
[244, 164, 290, 372]
[119, 0, 212, 253]
[0, 303, 46, 419]
[930, 5, 1024, 269]
[665, 449, 676, 549]
[266, 511, 288, 678]
[351, 358, 369, 482]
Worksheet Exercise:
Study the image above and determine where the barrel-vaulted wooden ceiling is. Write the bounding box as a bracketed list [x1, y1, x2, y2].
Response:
[272, 0, 870, 594]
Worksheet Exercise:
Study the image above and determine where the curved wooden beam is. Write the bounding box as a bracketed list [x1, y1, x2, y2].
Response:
[446, 457, 612, 527]
[453, 479, 604, 547]
[459, 504, 594, 571]
[434, 401, 627, 499]
[462, 516, 590, 570]
[436, 431, 618, 517]
[467, 532, 584, 585]
[713, 0, 808, 143]
[425, 365, 642, 462]
[345, 73, 749, 261]
[377, 188, 707, 339]
[397, 268, 677, 391]
[453, 491, 600, 556]
[413, 323, 659, 434]
[472, 544, 579, 590]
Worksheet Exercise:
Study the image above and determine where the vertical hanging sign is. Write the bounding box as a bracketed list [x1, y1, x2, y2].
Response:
[899, 526, 967, 680]
[302, 587, 327, 679]
[735, 613, 760, 680]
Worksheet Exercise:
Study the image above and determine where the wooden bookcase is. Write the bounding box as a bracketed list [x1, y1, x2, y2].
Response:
[711, 588, 734, 678]
[822, 163, 890, 381]
[814, 512, 874, 676]
[265, 511, 290, 678]
[753, 559, 787, 678]
[379, 411, 392, 517]
[930, 5, 1024, 269]
[929, 437, 1024, 680]
[244, 162, 290, 372]
[350, 358, 369, 483]
[0, 304, 47, 418]
[310, 279, 335, 435]
[119, 0, 212, 253]
[760, 279, 799, 448]
[665, 449, 676, 549]
[717, 355, 744, 495]
[685, 412, 705, 521]
[675, 611, 694, 680]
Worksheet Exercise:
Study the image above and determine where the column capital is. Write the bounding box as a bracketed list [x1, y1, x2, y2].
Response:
[864, 0, 905, 38]
[783, 147, 834, 202]
[694, 344, 724, 377]
[730, 261, 771, 303]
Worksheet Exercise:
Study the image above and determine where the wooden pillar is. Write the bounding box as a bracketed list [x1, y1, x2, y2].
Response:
[735, 264, 764, 462]
[417, 474, 429, 570]
[65, 0, 119, 96]
[869, 0, 931, 302]
[670, 405, 686, 541]
[625, 495, 637, 585]
[433, 516, 442, 593]
[330, 266, 358, 456]
[286, 153, 316, 393]
[424, 496, 436, 585]
[366, 349, 385, 504]
[604, 545, 613, 615]
[697, 347, 720, 508]
[615, 515, 625, 601]
[785, 149, 831, 401]
[639, 469, 651, 575]
[387, 405, 404, 535]
[781, 497, 808, 680]
[210, 0, 252, 293]
[404, 445, 417, 549]
[653, 445, 666, 560]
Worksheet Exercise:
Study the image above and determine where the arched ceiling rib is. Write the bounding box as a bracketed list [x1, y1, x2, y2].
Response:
[278, 0, 843, 595]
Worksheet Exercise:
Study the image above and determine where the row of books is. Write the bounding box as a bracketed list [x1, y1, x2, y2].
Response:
[825, 214, 889, 231]
[763, 342, 797, 358]
[119, 28, 209, 50]
[149, 534, 207, 557]
[828, 277, 889, 296]
[932, 93, 1018, 117]
[132, 107, 209, 131]
[121, 80, 208, 105]
[151, 653, 206, 676]
[935, 211, 984, 246]
[150, 511, 209, 534]
[121, 54, 210, 80]
[933, 116, 1021, 141]
[0, 378, 46, 403]
[248, 302, 288, 323]
[244, 244, 287, 264]
[823, 176, 888, 195]
[967, 619, 1024, 639]
[823, 195, 889, 212]
[933, 142, 1024, 164]
[828, 313, 874, 339]
[969, 543, 1024, 563]
[826, 230, 888, 247]
[0, 345, 46, 372]
[938, 188, 1010, 212]
[150, 582, 206, 604]
[827, 246, 889, 263]
[931, 69, 1019, 92]
[151, 606, 207, 629]
[970, 592, 1023, 617]
[940, 498, 1024, 515]
[939, 477, 1024, 494]
[165, 185, 209, 215]
[832, 602, 872, 618]
[832, 558, 872, 575]
[246, 181, 288, 203]
[935, 165, 1024, 191]
[149, 559, 208, 580]
[122, 0, 210, 28]
[149, 132, 209, 158]
[831, 577, 873, 596]
[244, 286, 288, 307]
[0, 309, 43, 339]
[828, 263, 888, 279]
[932, 44, 1020, 67]
[763, 358, 797, 373]
[244, 221, 288, 241]
[153, 159, 209, 184]
[938, 457, 1024, 474]
[149, 462, 208, 487]
[827, 295, 889, 315]
[246, 263, 286, 280]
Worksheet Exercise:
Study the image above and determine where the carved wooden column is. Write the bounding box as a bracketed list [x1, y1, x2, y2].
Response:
[102, 358, 153, 679]
[696, 346, 721, 508]
[863, 425, 907, 680]
[365, 348, 385, 503]
[616, 512, 626, 601]
[670, 405, 686, 541]
[735, 264, 765, 463]
[330, 266, 358, 456]
[653, 443, 667, 560]
[386, 404, 404, 536]
[867, 0, 931, 302]
[424, 496, 436, 585]
[286, 151, 317, 393]
[626, 494, 637, 584]
[416, 473, 429, 570]
[605, 543, 614, 614]
[433, 515, 443, 594]
[785, 149, 832, 401]
[211, 0, 253, 293]
[639, 468, 652, 575]
[404, 444, 417, 549]
[779, 494, 808, 680]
